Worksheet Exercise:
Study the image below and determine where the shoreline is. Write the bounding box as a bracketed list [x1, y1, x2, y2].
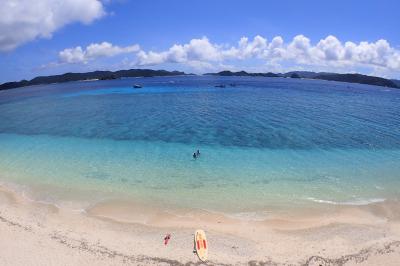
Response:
[1, 175, 396, 226]
[1, 184, 400, 265]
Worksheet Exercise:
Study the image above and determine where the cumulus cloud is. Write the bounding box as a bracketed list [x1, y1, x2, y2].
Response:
[57, 35, 400, 73]
[59, 42, 140, 63]
[0, 0, 105, 51]
[136, 37, 222, 65]
[135, 35, 400, 72]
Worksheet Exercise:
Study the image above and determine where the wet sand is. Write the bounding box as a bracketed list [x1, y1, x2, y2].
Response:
[1, 185, 400, 265]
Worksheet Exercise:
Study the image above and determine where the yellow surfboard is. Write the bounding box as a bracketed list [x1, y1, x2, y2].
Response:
[194, 229, 208, 262]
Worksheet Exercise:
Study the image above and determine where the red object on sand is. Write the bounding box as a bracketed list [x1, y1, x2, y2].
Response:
[164, 234, 171, 245]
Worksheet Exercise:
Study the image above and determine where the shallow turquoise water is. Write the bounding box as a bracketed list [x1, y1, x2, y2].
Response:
[0, 76, 399, 213]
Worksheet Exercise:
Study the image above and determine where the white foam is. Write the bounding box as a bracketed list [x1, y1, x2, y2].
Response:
[306, 197, 386, 206]
[0, 181, 95, 213]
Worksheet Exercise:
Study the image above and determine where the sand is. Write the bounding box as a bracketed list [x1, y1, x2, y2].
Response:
[1, 185, 400, 265]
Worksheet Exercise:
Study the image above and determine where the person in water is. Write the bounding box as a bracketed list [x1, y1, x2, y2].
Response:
[196, 150, 200, 157]
[193, 152, 197, 159]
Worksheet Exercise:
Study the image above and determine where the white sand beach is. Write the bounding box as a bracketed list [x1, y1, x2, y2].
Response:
[2, 1, 400, 266]
[1, 185, 400, 266]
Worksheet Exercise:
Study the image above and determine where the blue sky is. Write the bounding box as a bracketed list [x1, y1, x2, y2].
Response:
[1, 0, 400, 83]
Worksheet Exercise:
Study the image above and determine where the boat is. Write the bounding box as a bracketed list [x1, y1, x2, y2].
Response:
[214, 84, 226, 88]
[133, 84, 142, 88]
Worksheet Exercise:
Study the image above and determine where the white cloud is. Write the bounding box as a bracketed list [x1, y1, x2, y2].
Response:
[56, 35, 400, 74]
[59, 46, 86, 64]
[135, 35, 400, 73]
[185, 37, 221, 61]
[0, 0, 105, 51]
[86, 42, 139, 59]
[316, 35, 344, 61]
[221, 35, 268, 60]
[136, 37, 221, 65]
[59, 42, 140, 63]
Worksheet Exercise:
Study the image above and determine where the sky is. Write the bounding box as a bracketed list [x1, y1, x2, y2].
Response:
[1, 0, 400, 83]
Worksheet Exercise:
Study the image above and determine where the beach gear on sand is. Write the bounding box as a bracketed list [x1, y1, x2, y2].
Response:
[164, 233, 171, 245]
[194, 229, 208, 262]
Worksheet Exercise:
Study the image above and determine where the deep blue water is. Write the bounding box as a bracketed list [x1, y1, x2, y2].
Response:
[0, 76, 399, 213]
[1, 76, 399, 149]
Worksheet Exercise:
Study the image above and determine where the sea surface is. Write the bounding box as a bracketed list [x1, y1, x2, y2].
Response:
[0, 76, 399, 215]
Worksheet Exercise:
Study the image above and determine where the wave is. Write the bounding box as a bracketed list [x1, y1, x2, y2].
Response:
[0, 180, 90, 213]
[306, 197, 386, 206]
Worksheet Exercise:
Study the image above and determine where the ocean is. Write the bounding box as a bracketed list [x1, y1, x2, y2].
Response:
[0, 76, 399, 216]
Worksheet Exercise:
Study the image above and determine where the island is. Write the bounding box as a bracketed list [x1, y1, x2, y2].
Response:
[207, 70, 399, 89]
[205, 70, 280, 77]
[313, 73, 398, 88]
[0, 69, 186, 90]
[1, 69, 399, 90]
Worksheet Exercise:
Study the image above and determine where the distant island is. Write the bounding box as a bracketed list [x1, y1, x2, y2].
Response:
[0, 69, 186, 90]
[206, 70, 281, 78]
[207, 71, 399, 89]
[1, 68, 399, 90]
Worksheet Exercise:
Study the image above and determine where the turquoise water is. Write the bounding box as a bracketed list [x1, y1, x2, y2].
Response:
[0, 76, 399, 213]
